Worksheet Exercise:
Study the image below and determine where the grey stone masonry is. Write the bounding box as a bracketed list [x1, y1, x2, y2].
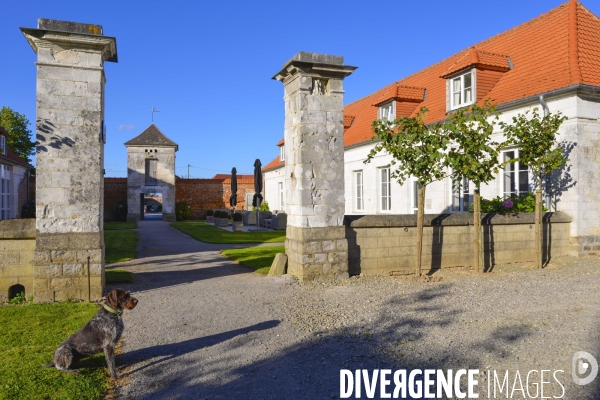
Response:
[125, 124, 178, 222]
[273, 52, 356, 281]
[21, 19, 117, 302]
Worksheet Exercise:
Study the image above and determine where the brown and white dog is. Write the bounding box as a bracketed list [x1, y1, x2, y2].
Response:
[44, 289, 138, 379]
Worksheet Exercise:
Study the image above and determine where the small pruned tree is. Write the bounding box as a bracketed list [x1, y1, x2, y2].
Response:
[366, 107, 449, 276]
[444, 101, 502, 272]
[500, 108, 567, 269]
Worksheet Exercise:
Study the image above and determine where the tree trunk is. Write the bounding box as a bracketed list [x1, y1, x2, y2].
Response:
[535, 189, 542, 269]
[416, 186, 426, 276]
[473, 189, 481, 273]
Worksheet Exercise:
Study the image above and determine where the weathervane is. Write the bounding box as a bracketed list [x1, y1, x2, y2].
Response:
[150, 107, 160, 122]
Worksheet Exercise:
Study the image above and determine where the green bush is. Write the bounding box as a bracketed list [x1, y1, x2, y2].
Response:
[471, 192, 547, 213]
[206, 209, 214, 216]
[233, 212, 243, 222]
[175, 201, 192, 221]
[112, 200, 127, 222]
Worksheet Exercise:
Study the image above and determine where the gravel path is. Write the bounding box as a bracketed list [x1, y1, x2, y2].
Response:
[110, 220, 600, 399]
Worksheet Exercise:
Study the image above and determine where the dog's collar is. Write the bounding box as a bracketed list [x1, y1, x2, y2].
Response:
[103, 303, 123, 316]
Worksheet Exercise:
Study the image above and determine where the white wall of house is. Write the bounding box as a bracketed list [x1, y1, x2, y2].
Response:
[264, 166, 285, 213]
[265, 89, 600, 243]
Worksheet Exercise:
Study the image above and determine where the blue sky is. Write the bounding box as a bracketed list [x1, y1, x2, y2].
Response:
[2, 0, 597, 177]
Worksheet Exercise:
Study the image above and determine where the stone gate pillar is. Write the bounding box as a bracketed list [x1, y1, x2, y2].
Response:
[273, 52, 356, 281]
[21, 19, 117, 302]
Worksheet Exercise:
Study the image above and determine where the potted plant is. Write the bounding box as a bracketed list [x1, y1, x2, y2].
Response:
[206, 209, 214, 224]
[213, 210, 221, 226]
[233, 212, 243, 232]
[219, 210, 229, 227]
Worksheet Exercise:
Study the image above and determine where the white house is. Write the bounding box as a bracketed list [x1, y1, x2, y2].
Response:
[0, 126, 32, 220]
[263, 0, 600, 255]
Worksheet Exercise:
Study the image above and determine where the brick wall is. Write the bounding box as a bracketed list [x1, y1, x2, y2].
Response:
[176, 178, 255, 219]
[101, 177, 255, 220]
[345, 213, 572, 276]
[104, 178, 127, 221]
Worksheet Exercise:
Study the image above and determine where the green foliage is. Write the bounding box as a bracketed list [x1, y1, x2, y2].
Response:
[206, 209, 214, 216]
[260, 201, 270, 211]
[471, 192, 548, 213]
[8, 291, 33, 305]
[175, 201, 192, 221]
[0, 106, 35, 163]
[105, 269, 134, 283]
[233, 212, 243, 222]
[366, 107, 449, 186]
[221, 246, 285, 274]
[499, 108, 568, 187]
[21, 200, 35, 218]
[214, 210, 229, 218]
[112, 200, 128, 222]
[0, 302, 107, 399]
[172, 221, 285, 244]
[444, 101, 502, 187]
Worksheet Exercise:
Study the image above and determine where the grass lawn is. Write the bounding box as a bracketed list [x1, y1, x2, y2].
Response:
[171, 221, 285, 244]
[0, 302, 109, 400]
[221, 246, 284, 274]
[104, 221, 136, 230]
[104, 223, 138, 264]
[105, 269, 134, 283]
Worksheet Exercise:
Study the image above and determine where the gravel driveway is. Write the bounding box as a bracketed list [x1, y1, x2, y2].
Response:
[109, 220, 600, 399]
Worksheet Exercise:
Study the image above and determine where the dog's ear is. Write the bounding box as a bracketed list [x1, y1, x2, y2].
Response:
[106, 289, 119, 308]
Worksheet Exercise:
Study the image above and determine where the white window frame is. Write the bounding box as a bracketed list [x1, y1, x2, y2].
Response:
[378, 101, 396, 122]
[278, 181, 284, 211]
[0, 164, 11, 220]
[450, 70, 474, 110]
[412, 179, 422, 214]
[0, 135, 5, 155]
[502, 149, 530, 198]
[379, 167, 391, 212]
[279, 145, 285, 162]
[354, 170, 364, 212]
[451, 176, 473, 212]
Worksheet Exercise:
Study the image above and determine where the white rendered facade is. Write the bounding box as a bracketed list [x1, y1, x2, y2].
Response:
[265, 88, 600, 251]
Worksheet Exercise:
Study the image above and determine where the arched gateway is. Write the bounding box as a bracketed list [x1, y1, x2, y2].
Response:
[125, 123, 178, 222]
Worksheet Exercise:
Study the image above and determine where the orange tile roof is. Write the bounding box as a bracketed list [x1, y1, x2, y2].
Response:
[263, 156, 284, 172]
[268, 0, 600, 168]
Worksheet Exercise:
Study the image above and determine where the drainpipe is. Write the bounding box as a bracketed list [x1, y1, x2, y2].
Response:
[538, 95, 551, 209]
[538, 95, 549, 117]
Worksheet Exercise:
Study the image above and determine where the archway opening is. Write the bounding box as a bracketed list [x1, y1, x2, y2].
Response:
[144, 192, 163, 220]
[8, 284, 25, 301]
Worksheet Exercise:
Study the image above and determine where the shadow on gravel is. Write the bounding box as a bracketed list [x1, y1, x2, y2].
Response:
[120, 285, 532, 399]
[120, 284, 573, 399]
[122, 320, 281, 375]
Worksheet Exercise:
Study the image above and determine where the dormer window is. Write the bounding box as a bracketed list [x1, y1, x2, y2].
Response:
[0, 135, 5, 155]
[279, 145, 285, 162]
[450, 71, 474, 109]
[378, 101, 395, 121]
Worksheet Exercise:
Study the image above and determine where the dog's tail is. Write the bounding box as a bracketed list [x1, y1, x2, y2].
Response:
[42, 362, 55, 368]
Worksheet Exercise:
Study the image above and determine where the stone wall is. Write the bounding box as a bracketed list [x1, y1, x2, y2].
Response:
[345, 212, 572, 276]
[0, 219, 36, 302]
[127, 146, 176, 222]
